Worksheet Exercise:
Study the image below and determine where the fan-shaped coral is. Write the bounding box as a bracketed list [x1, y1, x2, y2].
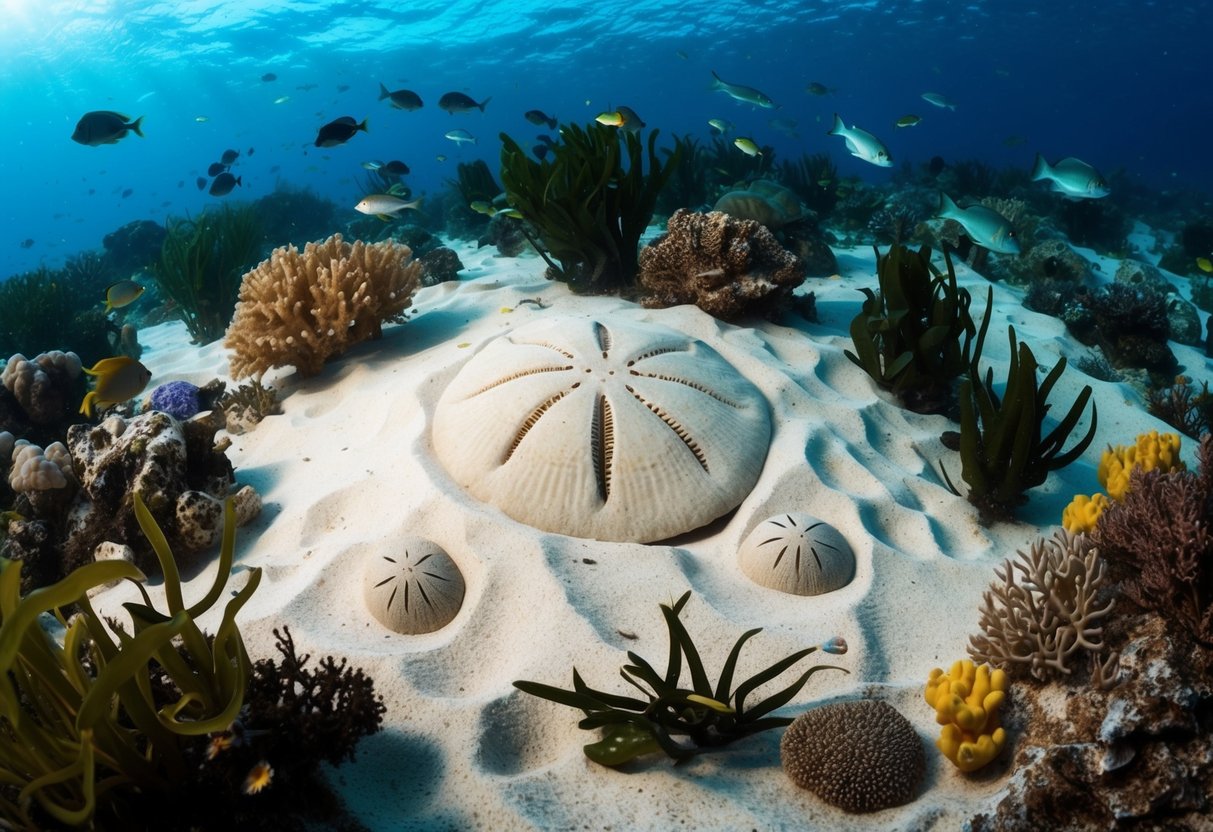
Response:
[781, 699, 925, 813]
[433, 316, 771, 542]
[224, 233, 422, 379]
[637, 209, 805, 320]
[363, 538, 466, 634]
[739, 513, 855, 595]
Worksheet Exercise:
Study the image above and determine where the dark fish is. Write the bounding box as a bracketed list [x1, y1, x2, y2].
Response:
[71, 111, 144, 146]
[314, 116, 368, 147]
[248, 147, 255, 155]
[536, 134, 557, 148]
[525, 109, 557, 129]
[221, 149, 239, 164]
[209, 172, 241, 196]
[533, 144, 549, 160]
[19, 238, 34, 249]
[88, 188, 95, 195]
[296, 83, 318, 91]
[337, 84, 350, 92]
[378, 159, 410, 177]
[207, 162, 228, 176]
[270, 165, 280, 173]
[378, 83, 423, 111]
[261, 73, 277, 82]
[121, 188, 133, 198]
[176, 180, 184, 188]
[928, 155, 947, 177]
[438, 92, 491, 114]
[196, 176, 207, 190]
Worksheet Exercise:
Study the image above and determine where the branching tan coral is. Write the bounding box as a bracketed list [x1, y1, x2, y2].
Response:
[637, 208, 804, 321]
[969, 530, 1117, 685]
[225, 234, 422, 379]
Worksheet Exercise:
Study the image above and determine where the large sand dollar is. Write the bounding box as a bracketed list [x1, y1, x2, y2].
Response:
[433, 316, 771, 542]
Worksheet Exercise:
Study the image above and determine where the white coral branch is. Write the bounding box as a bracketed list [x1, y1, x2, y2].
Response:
[969, 530, 1115, 681]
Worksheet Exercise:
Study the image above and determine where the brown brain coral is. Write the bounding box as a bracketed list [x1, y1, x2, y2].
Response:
[637, 208, 805, 321]
[781, 699, 925, 814]
[224, 233, 422, 379]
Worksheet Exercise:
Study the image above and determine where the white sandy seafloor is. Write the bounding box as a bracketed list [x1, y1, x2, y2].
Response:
[107, 227, 1207, 831]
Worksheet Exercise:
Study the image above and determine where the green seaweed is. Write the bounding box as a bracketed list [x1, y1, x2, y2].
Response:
[846, 244, 992, 414]
[514, 591, 847, 766]
[941, 326, 1098, 522]
[153, 204, 263, 344]
[0, 492, 260, 828]
[499, 122, 681, 294]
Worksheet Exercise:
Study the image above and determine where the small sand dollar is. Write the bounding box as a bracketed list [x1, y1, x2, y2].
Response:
[740, 513, 854, 596]
[364, 538, 466, 634]
[432, 316, 771, 543]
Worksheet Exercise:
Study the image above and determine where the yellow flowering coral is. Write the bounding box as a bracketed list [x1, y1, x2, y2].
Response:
[925, 660, 1007, 772]
[1097, 430, 1184, 501]
[1061, 492, 1110, 534]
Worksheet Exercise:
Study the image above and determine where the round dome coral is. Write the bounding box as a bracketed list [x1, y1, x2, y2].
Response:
[781, 699, 925, 814]
[363, 538, 466, 634]
[739, 513, 855, 596]
[432, 316, 771, 543]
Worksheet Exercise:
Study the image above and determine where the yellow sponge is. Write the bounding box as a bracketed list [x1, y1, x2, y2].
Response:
[1097, 430, 1184, 501]
[925, 659, 1008, 772]
[1061, 492, 1109, 534]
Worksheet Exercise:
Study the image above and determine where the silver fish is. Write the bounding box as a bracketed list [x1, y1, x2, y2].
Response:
[1030, 154, 1110, 199]
[936, 193, 1020, 254]
[709, 70, 776, 108]
[827, 114, 892, 167]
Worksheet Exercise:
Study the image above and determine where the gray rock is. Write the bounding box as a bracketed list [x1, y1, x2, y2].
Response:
[1165, 293, 1203, 346]
[1115, 259, 1175, 295]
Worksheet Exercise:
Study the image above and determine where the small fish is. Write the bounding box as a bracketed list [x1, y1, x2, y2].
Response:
[921, 92, 956, 110]
[19, 238, 34, 249]
[733, 137, 762, 157]
[895, 114, 922, 128]
[805, 81, 833, 96]
[525, 109, 557, 129]
[1030, 153, 1110, 200]
[71, 111, 144, 146]
[247, 147, 254, 156]
[827, 114, 892, 167]
[378, 83, 423, 111]
[596, 106, 645, 133]
[709, 70, 776, 108]
[314, 116, 368, 147]
[675, 49, 689, 60]
[354, 193, 423, 217]
[207, 162, 228, 176]
[469, 200, 495, 215]
[532, 144, 549, 160]
[438, 92, 491, 114]
[121, 188, 133, 198]
[1197, 257, 1213, 273]
[936, 192, 1020, 255]
[79, 356, 152, 417]
[595, 110, 624, 127]
[435, 154, 447, 162]
[707, 118, 733, 134]
[296, 83, 318, 91]
[194, 116, 209, 123]
[220, 149, 239, 164]
[261, 72, 277, 82]
[195, 177, 207, 190]
[1002, 135, 1027, 147]
[103, 279, 144, 313]
[361, 159, 385, 170]
[444, 129, 476, 145]
[768, 117, 798, 136]
[273, 95, 291, 104]
[243, 761, 273, 795]
[209, 172, 241, 196]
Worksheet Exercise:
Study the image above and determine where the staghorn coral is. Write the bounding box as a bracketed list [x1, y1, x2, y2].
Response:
[968, 530, 1116, 684]
[225, 233, 422, 379]
[1093, 434, 1213, 645]
[637, 208, 805, 320]
[780, 699, 925, 813]
[925, 659, 1008, 772]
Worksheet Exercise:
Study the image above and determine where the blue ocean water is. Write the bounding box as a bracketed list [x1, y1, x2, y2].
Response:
[1, 0, 1209, 276]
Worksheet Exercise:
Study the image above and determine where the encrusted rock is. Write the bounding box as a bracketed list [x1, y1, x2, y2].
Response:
[418, 246, 465, 287]
[1115, 258, 1174, 295]
[1165, 293, 1203, 346]
[638, 208, 805, 320]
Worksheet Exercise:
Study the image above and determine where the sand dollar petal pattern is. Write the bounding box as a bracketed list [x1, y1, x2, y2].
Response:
[432, 316, 771, 542]
[740, 512, 855, 595]
[364, 538, 466, 634]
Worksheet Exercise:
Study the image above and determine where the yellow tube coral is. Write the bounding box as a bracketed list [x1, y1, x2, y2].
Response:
[1097, 430, 1184, 501]
[925, 659, 1008, 772]
[1061, 492, 1109, 534]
